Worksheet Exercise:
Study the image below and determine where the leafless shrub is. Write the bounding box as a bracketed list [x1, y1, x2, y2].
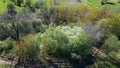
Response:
[83, 21, 105, 48]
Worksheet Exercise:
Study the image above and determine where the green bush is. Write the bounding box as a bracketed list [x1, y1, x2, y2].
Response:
[14, 35, 40, 62]
[33, 0, 46, 10]
[31, 19, 48, 33]
[102, 35, 120, 54]
[41, 27, 71, 59]
[107, 14, 120, 39]
[101, 35, 120, 61]
[40, 26, 92, 60]
[0, 38, 14, 57]
[7, 2, 15, 11]
[70, 34, 92, 60]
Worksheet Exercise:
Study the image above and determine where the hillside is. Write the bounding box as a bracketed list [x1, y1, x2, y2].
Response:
[0, 0, 120, 68]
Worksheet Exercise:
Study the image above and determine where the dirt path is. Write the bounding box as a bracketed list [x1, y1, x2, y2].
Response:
[0, 56, 17, 65]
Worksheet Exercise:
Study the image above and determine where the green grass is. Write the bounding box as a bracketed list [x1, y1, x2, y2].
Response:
[86, 0, 101, 7]
[0, 0, 22, 14]
[87, 0, 119, 7]
[0, 1, 8, 14]
[86, 0, 120, 10]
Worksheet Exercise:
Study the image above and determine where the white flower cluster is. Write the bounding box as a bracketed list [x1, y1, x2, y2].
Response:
[56, 26, 83, 39]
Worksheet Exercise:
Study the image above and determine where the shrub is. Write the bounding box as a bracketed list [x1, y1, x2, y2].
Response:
[40, 27, 71, 59]
[16, 0, 24, 7]
[14, 35, 40, 62]
[101, 35, 120, 56]
[97, 7, 115, 20]
[33, 0, 46, 10]
[24, 0, 33, 8]
[40, 26, 92, 60]
[106, 14, 120, 39]
[7, 2, 15, 11]
[56, 26, 83, 39]
[0, 28, 8, 40]
[33, 1, 41, 10]
[83, 21, 104, 48]
[75, 4, 97, 23]
[70, 34, 92, 60]
[0, 38, 14, 57]
[46, 0, 54, 6]
[31, 19, 48, 33]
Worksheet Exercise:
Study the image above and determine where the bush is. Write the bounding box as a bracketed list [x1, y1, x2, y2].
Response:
[0, 28, 8, 40]
[56, 6, 78, 24]
[14, 35, 40, 62]
[97, 7, 115, 20]
[7, 2, 15, 11]
[24, 0, 33, 8]
[75, 4, 97, 23]
[57, 26, 83, 38]
[31, 19, 48, 33]
[33, 0, 46, 10]
[101, 35, 120, 56]
[40, 26, 92, 60]
[0, 38, 14, 57]
[106, 14, 120, 39]
[40, 27, 71, 59]
[83, 21, 104, 48]
[70, 34, 92, 60]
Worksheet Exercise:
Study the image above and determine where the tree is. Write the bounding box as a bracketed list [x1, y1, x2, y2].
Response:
[17, 0, 23, 7]
[0, 9, 36, 41]
[101, 35, 120, 62]
[0, 15, 22, 41]
[7, 2, 15, 11]
[33, 0, 46, 11]
[24, 0, 32, 8]
[0, 3, 21, 41]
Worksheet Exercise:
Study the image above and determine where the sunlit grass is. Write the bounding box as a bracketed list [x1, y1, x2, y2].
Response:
[86, 0, 120, 9]
[0, 1, 7, 14]
[0, 0, 23, 14]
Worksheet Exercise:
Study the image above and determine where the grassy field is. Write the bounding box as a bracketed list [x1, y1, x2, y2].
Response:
[86, 0, 120, 12]
[86, 0, 101, 7]
[0, 0, 23, 14]
[0, 1, 8, 14]
[86, 0, 120, 7]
